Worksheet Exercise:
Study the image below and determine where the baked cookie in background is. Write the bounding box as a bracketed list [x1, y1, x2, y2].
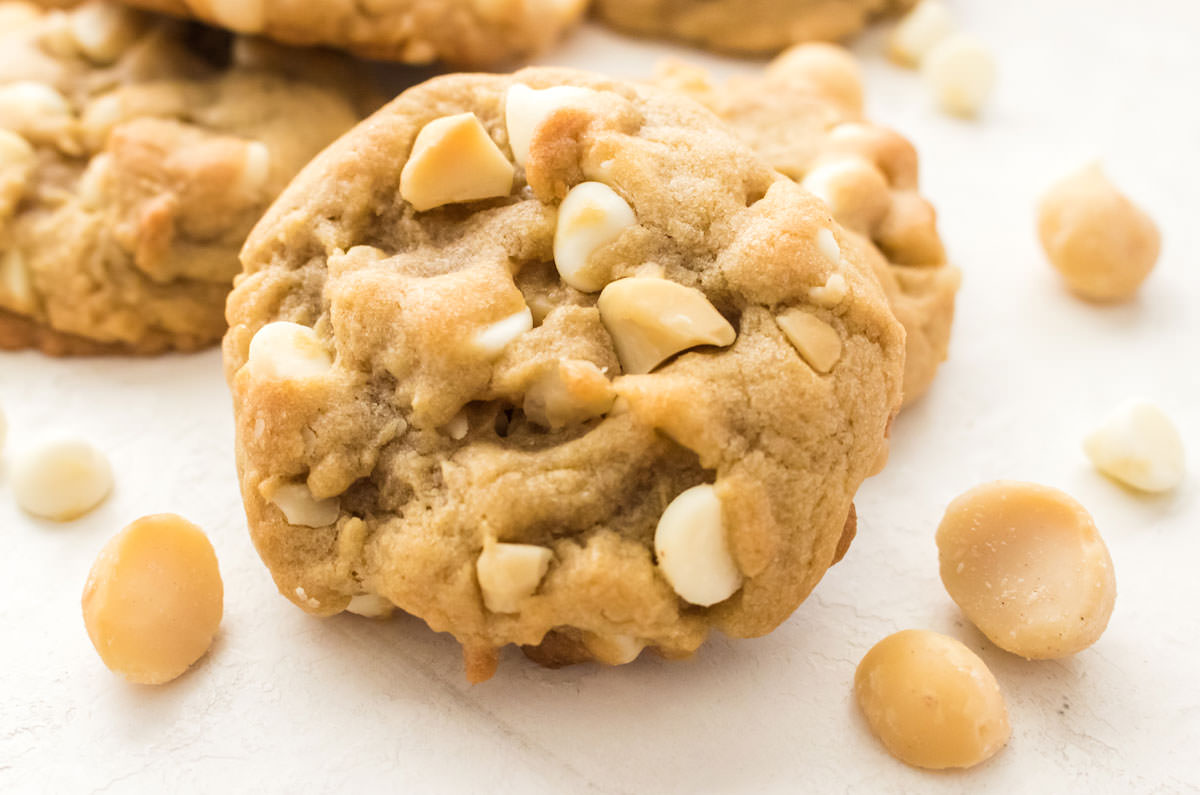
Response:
[658, 44, 959, 406]
[0, 1, 371, 355]
[107, 0, 589, 67]
[223, 67, 906, 681]
[594, 0, 917, 55]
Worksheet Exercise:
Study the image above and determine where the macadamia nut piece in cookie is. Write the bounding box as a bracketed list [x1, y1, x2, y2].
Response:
[937, 481, 1117, 659]
[82, 514, 223, 685]
[1037, 164, 1161, 301]
[855, 629, 1010, 769]
[13, 437, 112, 520]
[1085, 400, 1185, 493]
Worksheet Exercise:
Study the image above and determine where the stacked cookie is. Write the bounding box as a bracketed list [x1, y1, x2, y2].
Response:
[4, 0, 959, 680]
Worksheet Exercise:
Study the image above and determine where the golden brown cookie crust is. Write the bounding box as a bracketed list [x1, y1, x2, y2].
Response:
[111, 0, 588, 67]
[595, 0, 917, 55]
[0, 1, 368, 355]
[657, 44, 960, 406]
[225, 68, 905, 679]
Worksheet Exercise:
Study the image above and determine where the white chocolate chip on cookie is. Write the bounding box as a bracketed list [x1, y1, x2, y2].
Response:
[523, 359, 615, 429]
[476, 541, 554, 614]
[815, 227, 842, 266]
[583, 632, 644, 666]
[808, 273, 848, 307]
[923, 34, 996, 117]
[1, 249, 36, 312]
[13, 438, 113, 521]
[247, 321, 334, 380]
[598, 277, 735, 374]
[776, 310, 843, 373]
[800, 158, 891, 233]
[346, 594, 395, 618]
[504, 83, 597, 167]
[400, 113, 514, 212]
[262, 481, 341, 528]
[0, 130, 35, 220]
[654, 484, 742, 607]
[888, 0, 953, 67]
[554, 181, 638, 292]
[0, 82, 74, 143]
[69, 2, 145, 64]
[1084, 400, 1185, 493]
[473, 306, 533, 357]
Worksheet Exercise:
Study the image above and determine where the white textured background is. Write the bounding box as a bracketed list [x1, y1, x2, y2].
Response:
[2, 1, 1198, 792]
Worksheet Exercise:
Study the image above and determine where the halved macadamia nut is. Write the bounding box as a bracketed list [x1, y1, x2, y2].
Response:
[855, 629, 1010, 769]
[400, 112, 514, 212]
[504, 83, 598, 167]
[597, 277, 735, 374]
[776, 310, 843, 373]
[82, 514, 223, 685]
[1085, 400, 1185, 493]
[653, 484, 742, 607]
[261, 481, 341, 528]
[476, 541, 554, 614]
[472, 306, 533, 358]
[1037, 163, 1160, 302]
[247, 321, 334, 380]
[553, 181, 637, 292]
[937, 481, 1116, 659]
[13, 437, 113, 521]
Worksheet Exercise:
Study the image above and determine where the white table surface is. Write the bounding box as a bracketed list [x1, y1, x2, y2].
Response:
[2, 1, 1198, 792]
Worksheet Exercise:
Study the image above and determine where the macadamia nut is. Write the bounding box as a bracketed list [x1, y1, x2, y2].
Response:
[13, 438, 113, 521]
[937, 481, 1116, 659]
[82, 514, 223, 685]
[922, 34, 995, 117]
[1037, 163, 1160, 301]
[262, 481, 341, 528]
[654, 484, 742, 607]
[1085, 400, 1185, 492]
[400, 113, 514, 212]
[776, 310, 843, 373]
[476, 541, 554, 613]
[855, 629, 1010, 769]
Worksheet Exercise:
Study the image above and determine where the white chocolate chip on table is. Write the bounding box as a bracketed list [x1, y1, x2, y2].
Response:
[654, 484, 743, 607]
[1085, 400, 1185, 493]
[400, 112, 514, 212]
[13, 437, 113, 521]
[889, 0, 953, 67]
[937, 481, 1117, 659]
[1037, 163, 1161, 302]
[923, 33, 996, 117]
[597, 277, 736, 374]
[553, 181, 638, 292]
[476, 540, 555, 614]
[855, 629, 1010, 770]
[82, 514, 223, 685]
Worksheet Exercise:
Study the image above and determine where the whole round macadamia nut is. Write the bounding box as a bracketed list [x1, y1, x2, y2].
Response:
[1037, 163, 1160, 301]
[855, 629, 1010, 770]
[937, 481, 1116, 659]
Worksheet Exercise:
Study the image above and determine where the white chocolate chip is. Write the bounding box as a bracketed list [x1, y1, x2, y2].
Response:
[800, 158, 891, 233]
[476, 541, 554, 614]
[400, 113, 514, 212]
[473, 306, 533, 358]
[247, 321, 333, 380]
[583, 632, 644, 666]
[236, 141, 272, 199]
[0, 403, 6, 451]
[597, 277, 736, 374]
[809, 273, 848, 307]
[0, 129, 35, 221]
[1084, 400, 1185, 493]
[523, 359, 615, 429]
[13, 438, 113, 521]
[263, 482, 341, 528]
[888, 0, 954, 67]
[554, 181, 637, 292]
[923, 34, 996, 118]
[654, 485, 742, 607]
[77, 153, 112, 209]
[816, 227, 842, 266]
[0, 82, 74, 142]
[444, 411, 469, 440]
[504, 83, 597, 167]
[346, 594, 394, 618]
[207, 0, 264, 33]
[776, 310, 843, 373]
[1, 249, 36, 312]
[69, 2, 144, 63]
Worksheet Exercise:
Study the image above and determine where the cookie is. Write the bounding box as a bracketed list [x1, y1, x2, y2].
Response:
[109, 0, 588, 67]
[223, 67, 905, 681]
[595, 0, 917, 55]
[0, 1, 369, 355]
[658, 44, 959, 405]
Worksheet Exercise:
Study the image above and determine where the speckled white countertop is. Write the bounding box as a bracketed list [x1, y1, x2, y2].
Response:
[2, 1, 1198, 792]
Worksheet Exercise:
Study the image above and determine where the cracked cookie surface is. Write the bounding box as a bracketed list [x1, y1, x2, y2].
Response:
[594, 0, 916, 55]
[224, 67, 905, 680]
[109, 0, 588, 67]
[0, 1, 368, 354]
[658, 44, 959, 406]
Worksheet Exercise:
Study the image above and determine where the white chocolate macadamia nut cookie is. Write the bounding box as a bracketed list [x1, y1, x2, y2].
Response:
[0, 1, 368, 355]
[594, 0, 916, 55]
[224, 68, 905, 681]
[110, 0, 587, 67]
[937, 481, 1117, 659]
[657, 44, 960, 406]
